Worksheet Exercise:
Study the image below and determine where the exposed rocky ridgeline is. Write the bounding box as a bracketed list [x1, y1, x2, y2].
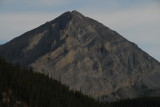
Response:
[0, 10, 160, 101]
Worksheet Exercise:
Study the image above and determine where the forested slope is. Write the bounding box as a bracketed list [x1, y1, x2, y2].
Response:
[0, 57, 160, 107]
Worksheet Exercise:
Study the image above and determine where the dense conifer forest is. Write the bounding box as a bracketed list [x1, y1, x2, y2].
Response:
[0, 57, 160, 107]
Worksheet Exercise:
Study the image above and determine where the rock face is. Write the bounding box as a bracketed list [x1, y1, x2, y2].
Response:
[0, 10, 160, 101]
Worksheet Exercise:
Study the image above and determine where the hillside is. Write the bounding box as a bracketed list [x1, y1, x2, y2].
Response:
[0, 57, 160, 107]
[0, 10, 160, 101]
[0, 57, 108, 107]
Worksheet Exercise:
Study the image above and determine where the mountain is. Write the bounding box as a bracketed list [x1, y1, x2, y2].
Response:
[0, 57, 108, 107]
[0, 10, 160, 101]
[1, 57, 160, 107]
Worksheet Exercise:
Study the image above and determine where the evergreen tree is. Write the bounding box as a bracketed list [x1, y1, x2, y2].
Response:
[0, 56, 160, 107]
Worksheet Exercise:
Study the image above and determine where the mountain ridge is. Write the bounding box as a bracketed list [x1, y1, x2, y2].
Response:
[0, 10, 160, 101]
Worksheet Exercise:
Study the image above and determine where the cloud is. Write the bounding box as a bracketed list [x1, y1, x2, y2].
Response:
[80, 2, 160, 44]
[27, 0, 73, 7]
[81, 2, 160, 40]
[3, 0, 74, 7]
[82, 2, 160, 28]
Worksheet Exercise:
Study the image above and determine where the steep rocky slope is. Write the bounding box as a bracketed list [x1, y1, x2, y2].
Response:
[0, 11, 160, 101]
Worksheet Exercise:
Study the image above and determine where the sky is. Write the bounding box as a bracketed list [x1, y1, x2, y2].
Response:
[0, 0, 160, 61]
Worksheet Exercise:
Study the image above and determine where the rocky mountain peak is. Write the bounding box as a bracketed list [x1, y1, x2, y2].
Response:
[0, 11, 160, 102]
[70, 10, 85, 17]
[51, 10, 84, 23]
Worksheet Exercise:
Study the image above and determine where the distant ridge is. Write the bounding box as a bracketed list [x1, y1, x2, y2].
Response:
[0, 10, 160, 101]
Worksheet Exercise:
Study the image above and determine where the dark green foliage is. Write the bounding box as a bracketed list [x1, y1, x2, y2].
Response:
[112, 97, 160, 107]
[0, 57, 108, 107]
[0, 56, 160, 107]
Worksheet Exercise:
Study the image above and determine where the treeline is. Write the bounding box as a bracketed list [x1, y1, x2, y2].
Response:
[0, 57, 160, 107]
[112, 97, 160, 107]
[0, 57, 108, 107]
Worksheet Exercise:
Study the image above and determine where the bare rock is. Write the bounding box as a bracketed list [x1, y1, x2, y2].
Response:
[0, 10, 160, 101]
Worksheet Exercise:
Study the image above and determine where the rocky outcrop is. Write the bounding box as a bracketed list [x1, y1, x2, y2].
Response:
[0, 10, 160, 101]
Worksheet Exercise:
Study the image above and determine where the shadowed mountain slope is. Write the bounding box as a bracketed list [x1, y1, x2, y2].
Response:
[0, 10, 160, 101]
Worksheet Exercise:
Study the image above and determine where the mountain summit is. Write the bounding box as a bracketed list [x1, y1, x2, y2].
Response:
[0, 10, 160, 101]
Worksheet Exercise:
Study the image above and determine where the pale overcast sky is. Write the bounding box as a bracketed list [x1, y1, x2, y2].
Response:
[0, 0, 160, 61]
